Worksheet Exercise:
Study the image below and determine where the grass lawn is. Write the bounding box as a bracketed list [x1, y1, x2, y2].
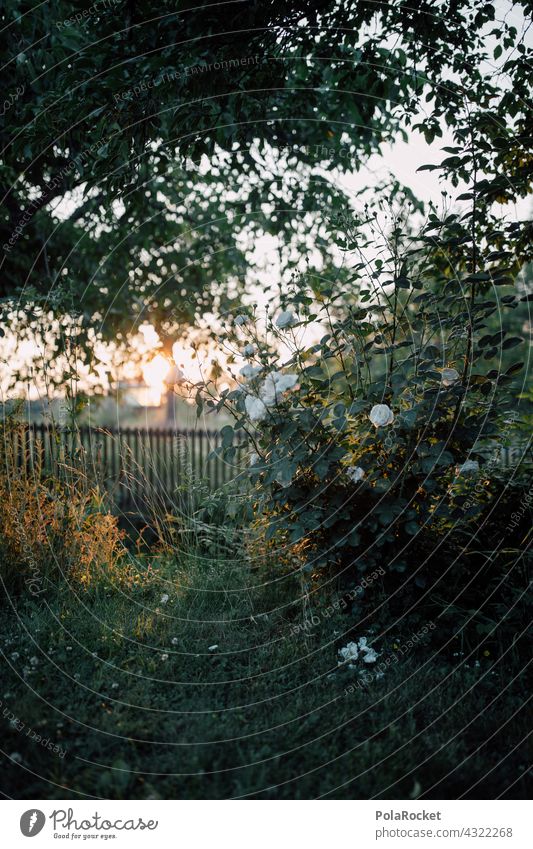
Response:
[0, 552, 529, 800]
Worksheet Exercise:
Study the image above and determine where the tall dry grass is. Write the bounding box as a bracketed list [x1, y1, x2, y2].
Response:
[0, 418, 126, 593]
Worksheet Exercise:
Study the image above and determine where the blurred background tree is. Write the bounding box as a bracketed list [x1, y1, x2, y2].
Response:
[0, 0, 531, 365]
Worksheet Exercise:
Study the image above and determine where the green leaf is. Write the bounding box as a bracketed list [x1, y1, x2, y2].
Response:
[501, 337, 523, 350]
[395, 275, 410, 289]
[220, 425, 234, 448]
[195, 392, 204, 417]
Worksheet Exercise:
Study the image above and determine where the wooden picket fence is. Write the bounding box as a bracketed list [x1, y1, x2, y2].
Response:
[4, 422, 530, 517]
[9, 423, 248, 513]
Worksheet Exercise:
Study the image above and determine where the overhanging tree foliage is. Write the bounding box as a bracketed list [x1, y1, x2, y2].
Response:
[0, 0, 531, 365]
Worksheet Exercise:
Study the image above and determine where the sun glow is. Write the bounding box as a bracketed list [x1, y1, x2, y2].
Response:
[172, 341, 206, 385]
[142, 354, 171, 388]
[137, 333, 218, 408]
[140, 354, 171, 406]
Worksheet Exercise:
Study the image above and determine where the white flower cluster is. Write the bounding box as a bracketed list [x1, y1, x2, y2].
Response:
[275, 310, 297, 329]
[338, 636, 379, 668]
[262, 372, 299, 402]
[244, 394, 268, 423]
[244, 371, 299, 423]
[240, 364, 263, 379]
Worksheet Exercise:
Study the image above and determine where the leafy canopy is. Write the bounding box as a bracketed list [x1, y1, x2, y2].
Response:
[0, 0, 531, 361]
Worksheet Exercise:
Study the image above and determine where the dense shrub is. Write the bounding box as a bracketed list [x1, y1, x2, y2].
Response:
[199, 212, 530, 590]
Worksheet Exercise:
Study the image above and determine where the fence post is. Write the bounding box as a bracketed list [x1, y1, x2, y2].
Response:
[9, 423, 248, 514]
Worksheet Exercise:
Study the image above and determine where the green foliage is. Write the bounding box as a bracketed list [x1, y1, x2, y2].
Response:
[1, 0, 531, 362]
[203, 209, 530, 581]
[0, 548, 529, 799]
[159, 474, 254, 560]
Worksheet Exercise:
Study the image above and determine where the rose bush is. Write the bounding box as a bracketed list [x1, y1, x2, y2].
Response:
[198, 212, 526, 586]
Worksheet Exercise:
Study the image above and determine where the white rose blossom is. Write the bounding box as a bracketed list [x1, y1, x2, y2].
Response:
[245, 394, 268, 423]
[369, 404, 394, 428]
[239, 364, 262, 379]
[361, 646, 379, 664]
[243, 370, 298, 421]
[275, 310, 297, 329]
[338, 642, 359, 664]
[260, 374, 283, 406]
[346, 465, 365, 483]
[260, 372, 299, 406]
[456, 459, 479, 476]
[275, 469, 293, 488]
[357, 638, 379, 663]
[274, 373, 299, 393]
[441, 367, 460, 386]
